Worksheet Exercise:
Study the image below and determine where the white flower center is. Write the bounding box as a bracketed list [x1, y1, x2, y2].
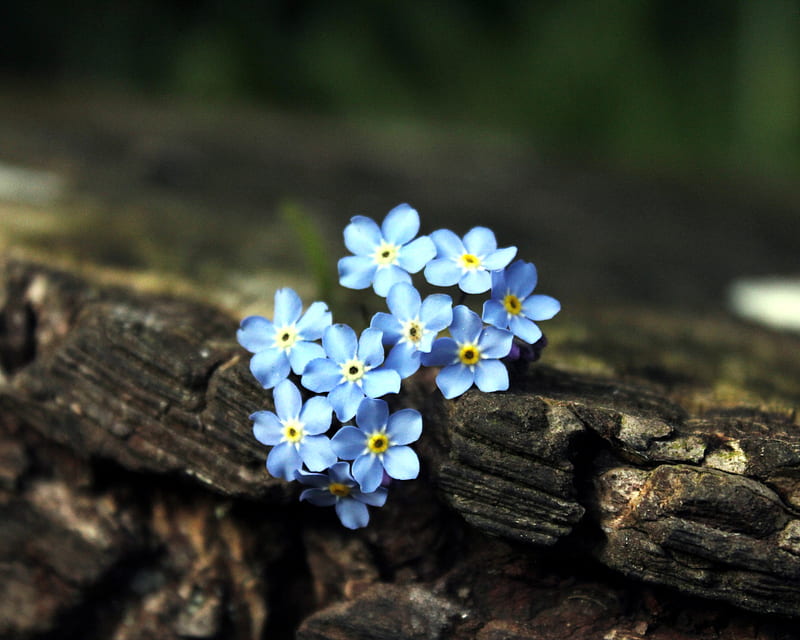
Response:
[340, 358, 368, 383]
[458, 253, 482, 271]
[400, 318, 426, 345]
[373, 241, 400, 267]
[366, 430, 390, 455]
[281, 419, 305, 445]
[274, 325, 299, 352]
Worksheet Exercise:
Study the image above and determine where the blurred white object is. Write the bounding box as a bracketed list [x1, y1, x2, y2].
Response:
[728, 276, 800, 332]
[0, 162, 65, 205]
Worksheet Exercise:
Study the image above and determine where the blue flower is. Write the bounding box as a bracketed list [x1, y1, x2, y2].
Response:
[337, 203, 437, 297]
[250, 380, 337, 481]
[369, 282, 453, 378]
[421, 305, 513, 398]
[482, 260, 561, 343]
[331, 398, 421, 493]
[297, 461, 388, 529]
[424, 227, 517, 294]
[301, 324, 401, 422]
[237, 288, 331, 389]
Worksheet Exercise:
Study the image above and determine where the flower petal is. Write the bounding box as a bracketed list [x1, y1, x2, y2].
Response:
[509, 315, 543, 344]
[386, 282, 421, 320]
[481, 246, 517, 271]
[237, 316, 274, 352]
[328, 381, 365, 422]
[430, 228, 464, 258]
[370, 312, 402, 345]
[478, 326, 514, 359]
[299, 435, 337, 472]
[301, 357, 342, 393]
[358, 327, 386, 368]
[474, 359, 509, 393]
[459, 269, 491, 294]
[386, 408, 422, 445]
[251, 411, 283, 445]
[373, 265, 411, 297]
[522, 294, 561, 320]
[356, 397, 389, 432]
[335, 497, 370, 529]
[450, 305, 482, 344]
[352, 486, 388, 507]
[338, 255, 377, 290]
[300, 487, 337, 506]
[384, 342, 421, 378]
[323, 324, 358, 364]
[266, 442, 302, 481]
[353, 453, 384, 493]
[462, 226, 497, 256]
[250, 348, 290, 389]
[506, 260, 538, 298]
[482, 299, 509, 329]
[344, 215, 382, 256]
[419, 294, 453, 332]
[298, 395, 333, 435]
[423, 258, 461, 287]
[382, 446, 420, 481]
[381, 203, 419, 245]
[331, 426, 367, 460]
[296, 301, 332, 340]
[288, 340, 325, 375]
[273, 288, 303, 326]
[362, 368, 401, 398]
[436, 364, 474, 399]
[296, 470, 330, 489]
[420, 337, 457, 367]
[396, 235, 436, 273]
[272, 379, 302, 421]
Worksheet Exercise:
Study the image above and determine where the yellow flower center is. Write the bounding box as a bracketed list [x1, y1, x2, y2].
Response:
[274, 325, 299, 352]
[401, 319, 425, 344]
[503, 293, 522, 315]
[282, 419, 304, 444]
[459, 253, 481, 270]
[328, 482, 351, 497]
[341, 358, 366, 383]
[367, 432, 390, 454]
[458, 343, 481, 366]
[373, 241, 399, 267]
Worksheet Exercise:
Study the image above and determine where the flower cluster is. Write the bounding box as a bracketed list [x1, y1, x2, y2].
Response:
[238, 203, 559, 528]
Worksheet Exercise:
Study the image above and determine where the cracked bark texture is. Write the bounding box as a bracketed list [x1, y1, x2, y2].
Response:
[2, 256, 800, 639]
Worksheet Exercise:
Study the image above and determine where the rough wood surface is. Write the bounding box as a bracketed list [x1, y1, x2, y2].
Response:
[2, 256, 800, 639]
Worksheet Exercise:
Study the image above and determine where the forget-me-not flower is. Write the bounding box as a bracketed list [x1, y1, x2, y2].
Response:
[337, 203, 437, 297]
[482, 260, 561, 343]
[331, 397, 421, 493]
[369, 282, 453, 378]
[250, 380, 337, 481]
[421, 305, 513, 398]
[301, 325, 401, 422]
[297, 461, 388, 529]
[424, 227, 517, 294]
[237, 288, 331, 389]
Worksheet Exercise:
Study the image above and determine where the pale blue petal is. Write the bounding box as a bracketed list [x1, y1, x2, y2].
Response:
[327, 461, 355, 485]
[353, 454, 384, 493]
[329, 382, 365, 422]
[298, 395, 333, 435]
[296, 301, 332, 340]
[237, 316, 274, 352]
[430, 228, 464, 258]
[386, 282, 421, 320]
[386, 408, 422, 444]
[509, 315, 543, 344]
[482, 299, 509, 329]
[251, 411, 282, 445]
[273, 288, 303, 326]
[506, 260, 538, 298]
[436, 364, 475, 399]
[478, 326, 514, 359]
[419, 294, 453, 332]
[331, 426, 367, 460]
[301, 357, 342, 393]
[288, 340, 325, 375]
[384, 342, 421, 378]
[450, 305, 483, 344]
[459, 269, 491, 294]
[424, 258, 461, 287]
[266, 442, 302, 481]
[336, 498, 370, 529]
[250, 349, 290, 389]
[474, 359, 509, 393]
[490, 268, 507, 297]
[272, 379, 302, 421]
[373, 265, 411, 297]
[358, 327, 387, 368]
[356, 397, 389, 432]
[338, 255, 377, 290]
[462, 226, 497, 256]
[370, 312, 403, 345]
[352, 486, 388, 507]
[522, 295, 561, 320]
[362, 368, 401, 398]
[381, 203, 419, 245]
[299, 435, 337, 472]
[383, 446, 420, 480]
[344, 215, 381, 256]
[481, 246, 517, 271]
[323, 324, 358, 364]
[396, 236, 436, 273]
[300, 487, 337, 507]
[296, 470, 330, 489]
[416, 331, 436, 354]
[420, 337, 458, 366]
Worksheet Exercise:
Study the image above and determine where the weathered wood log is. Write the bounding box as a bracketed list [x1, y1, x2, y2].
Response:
[2, 256, 800, 639]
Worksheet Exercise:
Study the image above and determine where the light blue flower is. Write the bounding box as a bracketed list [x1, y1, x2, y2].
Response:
[424, 227, 517, 294]
[369, 282, 453, 378]
[237, 288, 331, 389]
[482, 260, 561, 343]
[250, 380, 337, 481]
[301, 325, 401, 422]
[331, 398, 421, 493]
[337, 203, 437, 297]
[421, 305, 513, 398]
[297, 461, 388, 529]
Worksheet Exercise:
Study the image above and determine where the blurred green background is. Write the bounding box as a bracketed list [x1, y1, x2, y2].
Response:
[2, 0, 799, 180]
